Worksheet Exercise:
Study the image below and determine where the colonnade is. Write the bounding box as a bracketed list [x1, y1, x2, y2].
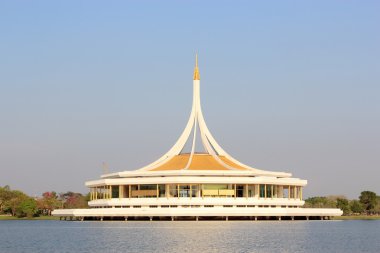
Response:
[89, 184, 303, 201]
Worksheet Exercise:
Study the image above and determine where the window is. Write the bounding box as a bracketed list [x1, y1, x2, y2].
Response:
[289, 186, 294, 198]
[260, 185, 265, 198]
[236, 185, 244, 198]
[169, 185, 178, 198]
[140, 184, 156, 190]
[123, 185, 129, 198]
[158, 184, 165, 197]
[283, 186, 289, 198]
[179, 185, 191, 197]
[191, 185, 199, 197]
[111, 186, 119, 198]
[248, 185, 256, 197]
[266, 185, 273, 198]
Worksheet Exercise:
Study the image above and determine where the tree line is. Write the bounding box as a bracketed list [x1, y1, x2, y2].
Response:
[304, 191, 380, 215]
[0, 185, 88, 218]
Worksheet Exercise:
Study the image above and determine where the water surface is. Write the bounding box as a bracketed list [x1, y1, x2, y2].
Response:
[1, 220, 379, 253]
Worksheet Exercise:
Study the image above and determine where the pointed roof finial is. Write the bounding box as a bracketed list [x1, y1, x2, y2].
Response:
[193, 53, 200, 80]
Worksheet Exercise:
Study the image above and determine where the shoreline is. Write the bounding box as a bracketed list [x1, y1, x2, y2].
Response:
[332, 215, 380, 220]
[0, 215, 61, 220]
[1, 215, 380, 221]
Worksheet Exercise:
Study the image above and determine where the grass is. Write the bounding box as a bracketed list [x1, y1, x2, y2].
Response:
[332, 215, 380, 220]
[0, 215, 61, 220]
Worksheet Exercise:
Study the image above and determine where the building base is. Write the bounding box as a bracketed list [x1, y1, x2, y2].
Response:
[53, 207, 342, 221]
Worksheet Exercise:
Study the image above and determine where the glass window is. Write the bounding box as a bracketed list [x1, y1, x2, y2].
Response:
[260, 185, 265, 198]
[236, 185, 244, 197]
[266, 185, 272, 198]
[178, 185, 190, 197]
[158, 184, 165, 197]
[191, 185, 198, 197]
[169, 184, 178, 197]
[283, 186, 289, 198]
[248, 185, 255, 197]
[111, 186, 119, 198]
[140, 184, 156, 190]
[123, 185, 129, 198]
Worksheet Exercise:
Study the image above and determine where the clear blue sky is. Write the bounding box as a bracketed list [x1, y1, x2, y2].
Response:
[0, 1, 379, 199]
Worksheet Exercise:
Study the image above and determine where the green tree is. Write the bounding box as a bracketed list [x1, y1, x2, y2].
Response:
[4, 190, 28, 216]
[0, 185, 12, 213]
[304, 196, 336, 208]
[359, 191, 378, 214]
[374, 196, 380, 215]
[336, 198, 350, 215]
[16, 198, 37, 218]
[350, 200, 364, 214]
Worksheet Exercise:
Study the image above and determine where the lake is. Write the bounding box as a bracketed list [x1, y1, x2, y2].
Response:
[0, 220, 379, 253]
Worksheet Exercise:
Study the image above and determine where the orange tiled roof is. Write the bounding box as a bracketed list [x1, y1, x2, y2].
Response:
[150, 154, 249, 171]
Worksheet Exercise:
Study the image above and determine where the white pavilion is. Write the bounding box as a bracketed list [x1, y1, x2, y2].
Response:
[53, 56, 342, 221]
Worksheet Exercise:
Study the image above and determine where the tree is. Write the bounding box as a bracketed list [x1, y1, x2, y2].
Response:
[304, 197, 337, 208]
[60, 192, 88, 209]
[37, 192, 61, 215]
[336, 198, 350, 215]
[359, 191, 378, 214]
[350, 200, 364, 214]
[16, 198, 37, 218]
[1, 186, 90, 218]
[0, 185, 12, 213]
[374, 196, 380, 215]
[4, 190, 28, 216]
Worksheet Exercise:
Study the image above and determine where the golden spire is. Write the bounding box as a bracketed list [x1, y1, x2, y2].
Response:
[193, 53, 200, 80]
